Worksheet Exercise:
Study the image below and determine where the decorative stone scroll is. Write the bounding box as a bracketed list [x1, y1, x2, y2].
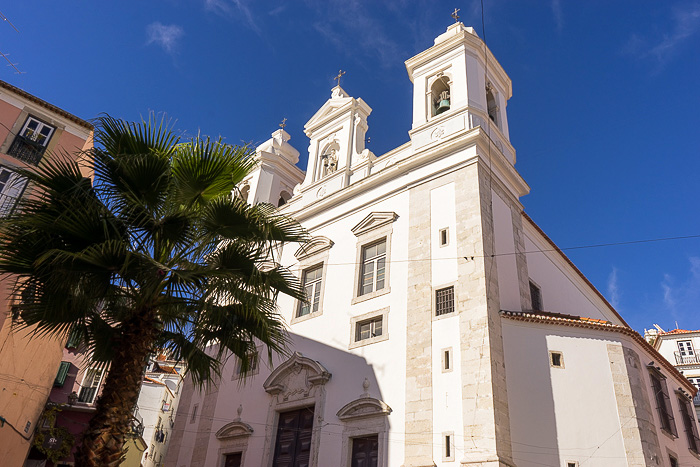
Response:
[336, 397, 392, 421]
[294, 236, 334, 261]
[263, 352, 331, 403]
[215, 421, 254, 440]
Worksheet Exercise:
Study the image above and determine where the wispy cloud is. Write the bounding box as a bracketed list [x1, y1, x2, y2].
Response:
[551, 0, 563, 32]
[146, 22, 184, 54]
[607, 267, 620, 309]
[204, 0, 262, 36]
[660, 257, 700, 325]
[269, 5, 286, 16]
[622, 2, 700, 67]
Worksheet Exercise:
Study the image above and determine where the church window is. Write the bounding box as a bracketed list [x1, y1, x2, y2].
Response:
[678, 395, 700, 453]
[224, 452, 242, 467]
[442, 432, 454, 461]
[359, 240, 386, 296]
[529, 280, 543, 311]
[442, 348, 453, 372]
[486, 84, 499, 127]
[439, 227, 449, 247]
[435, 286, 455, 316]
[351, 434, 378, 467]
[272, 407, 315, 467]
[298, 264, 323, 317]
[356, 316, 383, 342]
[550, 351, 564, 368]
[431, 76, 451, 117]
[649, 369, 677, 436]
[235, 350, 259, 377]
[278, 190, 292, 207]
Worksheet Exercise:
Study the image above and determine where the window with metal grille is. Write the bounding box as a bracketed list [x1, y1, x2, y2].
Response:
[678, 396, 700, 453]
[529, 280, 543, 311]
[649, 370, 677, 436]
[298, 264, 323, 317]
[435, 286, 455, 316]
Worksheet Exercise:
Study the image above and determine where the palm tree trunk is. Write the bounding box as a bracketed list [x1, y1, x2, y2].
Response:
[74, 313, 157, 467]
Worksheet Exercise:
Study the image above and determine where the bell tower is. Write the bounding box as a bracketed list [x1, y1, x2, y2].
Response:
[405, 22, 514, 162]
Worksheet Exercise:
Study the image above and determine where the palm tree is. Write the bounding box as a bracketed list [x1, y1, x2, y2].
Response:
[0, 115, 307, 466]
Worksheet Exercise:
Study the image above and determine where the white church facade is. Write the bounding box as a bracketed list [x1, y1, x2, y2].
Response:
[166, 23, 700, 467]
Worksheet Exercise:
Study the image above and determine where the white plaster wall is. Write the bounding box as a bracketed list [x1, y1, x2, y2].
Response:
[523, 229, 619, 323]
[503, 320, 628, 467]
[138, 383, 167, 466]
[431, 182, 458, 286]
[492, 191, 521, 312]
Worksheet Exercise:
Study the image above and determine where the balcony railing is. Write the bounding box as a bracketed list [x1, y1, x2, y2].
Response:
[0, 192, 20, 217]
[7, 135, 47, 165]
[675, 352, 700, 365]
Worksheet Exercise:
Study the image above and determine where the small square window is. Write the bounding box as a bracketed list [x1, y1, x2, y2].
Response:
[436, 286, 455, 316]
[439, 227, 449, 247]
[356, 317, 383, 342]
[529, 280, 543, 311]
[550, 351, 564, 368]
[566, 462, 578, 467]
[298, 264, 323, 317]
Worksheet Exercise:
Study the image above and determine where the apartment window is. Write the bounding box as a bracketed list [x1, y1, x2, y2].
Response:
[8, 116, 55, 165]
[550, 351, 564, 368]
[529, 280, 543, 311]
[0, 167, 27, 217]
[359, 240, 386, 296]
[350, 308, 389, 349]
[678, 340, 695, 356]
[78, 368, 104, 404]
[670, 455, 679, 467]
[54, 361, 71, 387]
[351, 434, 378, 467]
[435, 286, 455, 316]
[649, 369, 677, 436]
[298, 264, 323, 317]
[678, 396, 700, 453]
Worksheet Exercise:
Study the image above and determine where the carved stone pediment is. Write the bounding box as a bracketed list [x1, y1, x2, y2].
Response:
[351, 212, 399, 237]
[215, 421, 254, 439]
[264, 352, 331, 402]
[294, 236, 334, 261]
[336, 397, 392, 421]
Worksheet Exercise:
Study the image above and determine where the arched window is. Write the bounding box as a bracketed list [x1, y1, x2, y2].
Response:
[431, 76, 451, 117]
[278, 191, 291, 207]
[486, 85, 499, 126]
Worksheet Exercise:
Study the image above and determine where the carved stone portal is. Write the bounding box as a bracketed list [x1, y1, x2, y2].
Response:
[263, 352, 331, 404]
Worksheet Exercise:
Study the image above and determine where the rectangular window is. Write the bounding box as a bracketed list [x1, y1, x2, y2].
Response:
[224, 452, 242, 467]
[678, 396, 700, 453]
[77, 368, 104, 404]
[670, 455, 678, 467]
[442, 431, 455, 461]
[359, 240, 386, 296]
[54, 361, 71, 387]
[530, 280, 543, 311]
[442, 348, 452, 372]
[8, 116, 55, 165]
[0, 167, 27, 217]
[351, 434, 378, 467]
[356, 316, 383, 342]
[298, 265, 323, 317]
[439, 227, 449, 247]
[235, 350, 259, 377]
[435, 286, 455, 316]
[190, 404, 198, 423]
[679, 340, 695, 356]
[550, 351, 564, 368]
[649, 370, 677, 436]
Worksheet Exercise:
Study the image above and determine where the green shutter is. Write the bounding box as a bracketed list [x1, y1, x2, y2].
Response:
[54, 361, 70, 387]
[65, 329, 80, 348]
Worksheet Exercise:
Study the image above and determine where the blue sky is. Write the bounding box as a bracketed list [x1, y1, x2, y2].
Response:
[2, 1, 700, 334]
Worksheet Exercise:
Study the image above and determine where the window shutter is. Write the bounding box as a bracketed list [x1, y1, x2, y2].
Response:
[54, 361, 71, 387]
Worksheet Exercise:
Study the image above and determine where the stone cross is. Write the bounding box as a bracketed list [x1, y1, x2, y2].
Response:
[451, 8, 460, 22]
[334, 69, 346, 86]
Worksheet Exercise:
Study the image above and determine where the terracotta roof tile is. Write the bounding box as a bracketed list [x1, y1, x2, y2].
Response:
[660, 329, 699, 335]
[500, 310, 696, 395]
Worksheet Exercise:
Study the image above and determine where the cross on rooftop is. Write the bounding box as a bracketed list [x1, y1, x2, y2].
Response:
[279, 117, 287, 129]
[334, 69, 346, 86]
[451, 8, 460, 22]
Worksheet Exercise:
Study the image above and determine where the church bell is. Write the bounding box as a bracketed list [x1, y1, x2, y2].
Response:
[435, 90, 450, 115]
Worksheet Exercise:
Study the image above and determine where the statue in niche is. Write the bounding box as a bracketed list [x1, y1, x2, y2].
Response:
[320, 147, 338, 178]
